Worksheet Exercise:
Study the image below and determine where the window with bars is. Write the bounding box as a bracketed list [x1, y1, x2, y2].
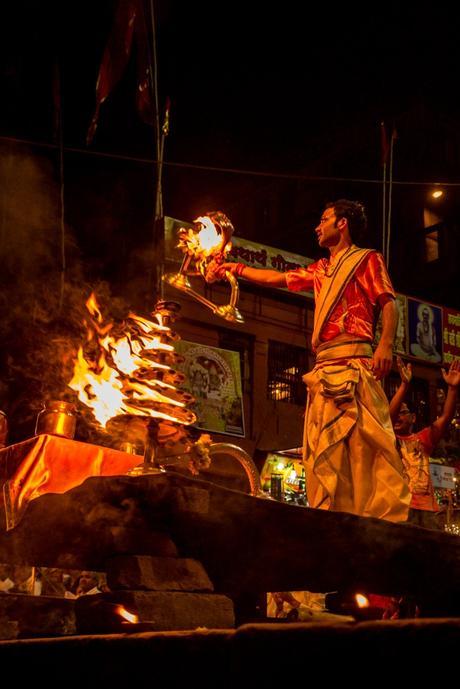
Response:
[267, 340, 308, 405]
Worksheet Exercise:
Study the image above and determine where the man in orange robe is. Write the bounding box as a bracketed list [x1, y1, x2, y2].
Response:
[217, 199, 409, 522]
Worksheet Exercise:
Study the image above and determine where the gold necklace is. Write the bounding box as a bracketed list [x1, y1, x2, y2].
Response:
[324, 246, 352, 278]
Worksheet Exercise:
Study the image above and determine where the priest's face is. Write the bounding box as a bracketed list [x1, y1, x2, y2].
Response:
[315, 208, 341, 248]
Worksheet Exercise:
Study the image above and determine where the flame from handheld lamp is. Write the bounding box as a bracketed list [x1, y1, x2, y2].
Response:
[163, 211, 244, 323]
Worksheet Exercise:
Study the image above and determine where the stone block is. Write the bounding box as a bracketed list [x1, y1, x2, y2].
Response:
[107, 555, 213, 592]
[109, 528, 178, 557]
[76, 590, 234, 632]
[0, 616, 18, 640]
[0, 594, 76, 638]
[172, 485, 210, 514]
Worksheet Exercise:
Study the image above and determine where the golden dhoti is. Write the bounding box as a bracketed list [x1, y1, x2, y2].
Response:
[303, 340, 410, 522]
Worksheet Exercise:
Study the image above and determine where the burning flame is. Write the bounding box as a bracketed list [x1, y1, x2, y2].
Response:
[355, 594, 370, 609]
[194, 216, 222, 253]
[178, 216, 222, 259]
[86, 293, 103, 323]
[116, 605, 139, 624]
[69, 294, 196, 429]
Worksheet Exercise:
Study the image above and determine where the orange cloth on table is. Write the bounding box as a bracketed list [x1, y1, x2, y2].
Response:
[396, 427, 439, 511]
[286, 249, 395, 348]
[0, 435, 141, 529]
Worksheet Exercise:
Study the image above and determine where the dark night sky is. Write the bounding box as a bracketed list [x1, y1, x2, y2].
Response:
[1, 1, 460, 295]
[2, 7, 459, 203]
[1, 0, 460, 437]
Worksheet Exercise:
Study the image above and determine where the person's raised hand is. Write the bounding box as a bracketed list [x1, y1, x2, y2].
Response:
[397, 356, 412, 385]
[442, 359, 460, 388]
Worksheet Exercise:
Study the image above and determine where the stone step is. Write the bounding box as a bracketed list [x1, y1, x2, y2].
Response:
[106, 555, 213, 592]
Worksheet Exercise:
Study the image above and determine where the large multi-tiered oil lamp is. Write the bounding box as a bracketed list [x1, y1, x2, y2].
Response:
[69, 295, 212, 476]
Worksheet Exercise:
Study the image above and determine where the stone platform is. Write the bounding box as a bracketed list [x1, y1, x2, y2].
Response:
[0, 472, 459, 615]
[0, 619, 457, 687]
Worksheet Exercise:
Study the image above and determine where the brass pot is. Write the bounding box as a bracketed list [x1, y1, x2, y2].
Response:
[35, 401, 77, 440]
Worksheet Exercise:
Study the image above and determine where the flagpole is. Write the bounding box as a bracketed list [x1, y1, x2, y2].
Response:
[54, 60, 66, 312]
[386, 129, 396, 267]
[154, 101, 170, 299]
[380, 122, 388, 263]
[147, 0, 167, 300]
[147, 0, 161, 159]
[382, 160, 387, 261]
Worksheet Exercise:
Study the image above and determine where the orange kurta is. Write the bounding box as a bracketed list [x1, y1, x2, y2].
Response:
[286, 249, 395, 348]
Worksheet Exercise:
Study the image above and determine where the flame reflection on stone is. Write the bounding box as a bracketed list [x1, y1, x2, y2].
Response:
[116, 605, 139, 624]
[355, 593, 370, 608]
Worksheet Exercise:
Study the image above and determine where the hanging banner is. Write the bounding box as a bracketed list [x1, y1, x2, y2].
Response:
[407, 297, 443, 364]
[442, 307, 460, 364]
[228, 238, 314, 297]
[174, 340, 245, 437]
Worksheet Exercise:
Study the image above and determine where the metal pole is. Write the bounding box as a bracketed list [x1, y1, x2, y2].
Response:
[382, 161, 387, 261]
[386, 130, 396, 267]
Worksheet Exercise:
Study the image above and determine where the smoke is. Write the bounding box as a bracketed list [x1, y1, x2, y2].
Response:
[0, 147, 58, 279]
[0, 147, 129, 444]
[0, 141, 171, 448]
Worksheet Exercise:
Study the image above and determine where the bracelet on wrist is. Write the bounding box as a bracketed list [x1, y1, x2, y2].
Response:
[235, 262, 245, 277]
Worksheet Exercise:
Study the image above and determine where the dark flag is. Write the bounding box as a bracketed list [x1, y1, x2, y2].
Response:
[87, 0, 154, 145]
